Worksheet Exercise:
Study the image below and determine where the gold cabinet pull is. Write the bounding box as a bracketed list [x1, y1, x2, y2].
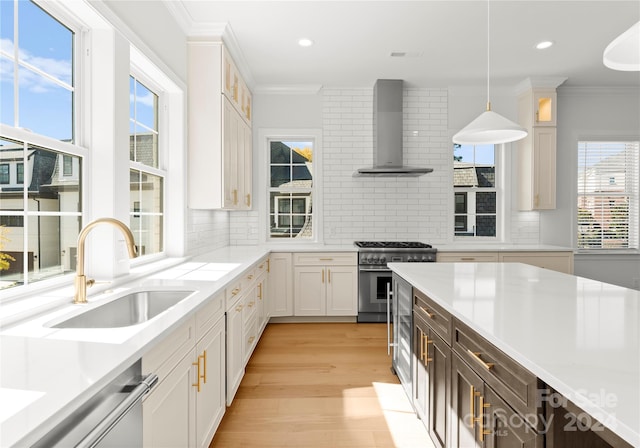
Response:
[420, 306, 434, 319]
[420, 330, 426, 361]
[319, 258, 333, 261]
[192, 355, 203, 392]
[322, 269, 325, 283]
[469, 385, 476, 428]
[248, 301, 254, 308]
[460, 257, 476, 261]
[328, 269, 331, 283]
[478, 395, 491, 441]
[467, 349, 494, 370]
[235, 304, 243, 312]
[246, 194, 251, 207]
[231, 287, 240, 296]
[248, 336, 255, 344]
[424, 334, 433, 365]
[247, 274, 253, 280]
[233, 189, 238, 205]
[258, 283, 262, 299]
[202, 350, 207, 384]
[266, 258, 270, 272]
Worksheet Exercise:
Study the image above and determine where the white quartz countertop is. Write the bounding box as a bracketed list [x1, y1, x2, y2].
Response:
[0, 245, 271, 447]
[388, 262, 639, 447]
[434, 243, 574, 252]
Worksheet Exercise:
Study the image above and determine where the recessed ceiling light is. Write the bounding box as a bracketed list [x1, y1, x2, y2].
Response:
[536, 41, 554, 50]
[298, 38, 314, 47]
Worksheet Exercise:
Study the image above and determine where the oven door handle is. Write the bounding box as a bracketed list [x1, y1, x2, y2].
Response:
[386, 282, 393, 356]
[359, 267, 392, 273]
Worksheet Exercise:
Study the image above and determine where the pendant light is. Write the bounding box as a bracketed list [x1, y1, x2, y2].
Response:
[603, 21, 640, 71]
[453, 0, 527, 145]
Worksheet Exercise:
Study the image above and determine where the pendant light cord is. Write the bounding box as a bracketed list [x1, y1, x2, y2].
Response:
[486, 0, 491, 111]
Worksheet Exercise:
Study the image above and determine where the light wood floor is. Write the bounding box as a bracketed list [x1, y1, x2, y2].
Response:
[209, 322, 433, 448]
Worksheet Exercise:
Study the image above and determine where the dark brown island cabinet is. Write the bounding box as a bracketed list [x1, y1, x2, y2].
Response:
[411, 288, 633, 448]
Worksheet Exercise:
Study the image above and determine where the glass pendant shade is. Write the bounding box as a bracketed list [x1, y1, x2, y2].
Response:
[603, 21, 640, 71]
[453, 104, 528, 145]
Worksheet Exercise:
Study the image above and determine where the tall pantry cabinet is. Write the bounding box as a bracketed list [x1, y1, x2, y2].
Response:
[187, 39, 252, 210]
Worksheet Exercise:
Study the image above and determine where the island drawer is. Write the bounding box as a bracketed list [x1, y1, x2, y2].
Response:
[453, 317, 542, 418]
[413, 288, 452, 344]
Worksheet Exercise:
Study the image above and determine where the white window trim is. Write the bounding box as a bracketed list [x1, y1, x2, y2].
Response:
[575, 138, 640, 254]
[258, 128, 323, 244]
[452, 143, 504, 242]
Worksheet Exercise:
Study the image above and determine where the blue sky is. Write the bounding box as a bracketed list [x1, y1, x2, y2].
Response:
[1, 0, 155, 143]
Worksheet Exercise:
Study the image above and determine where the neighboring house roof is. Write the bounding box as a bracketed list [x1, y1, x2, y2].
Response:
[453, 163, 495, 188]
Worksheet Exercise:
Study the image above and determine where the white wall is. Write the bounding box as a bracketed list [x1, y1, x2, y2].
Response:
[542, 86, 640, 289]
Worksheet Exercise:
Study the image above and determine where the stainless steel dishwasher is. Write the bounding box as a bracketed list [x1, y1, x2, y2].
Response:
[33, 360, 158, 448]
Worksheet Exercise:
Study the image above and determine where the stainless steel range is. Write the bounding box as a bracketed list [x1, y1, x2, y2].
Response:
[355, 241, 436, 323]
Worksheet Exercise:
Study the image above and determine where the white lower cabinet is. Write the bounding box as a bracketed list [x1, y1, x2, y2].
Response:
[225, 256, 271, 405]
[269, 253, 293, 317]
[142, 293, 226, 448]
[293, 252, 357, 316]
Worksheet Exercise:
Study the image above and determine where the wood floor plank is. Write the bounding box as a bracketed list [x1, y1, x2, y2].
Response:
[209, 323, 432, 448]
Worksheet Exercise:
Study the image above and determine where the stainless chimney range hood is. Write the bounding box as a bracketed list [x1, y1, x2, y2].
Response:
[354, 79, 433, 177]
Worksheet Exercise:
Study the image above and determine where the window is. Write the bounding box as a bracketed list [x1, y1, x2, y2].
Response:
[453, 143, 497, 237]
[577, 141, 639, 250]
[129, 74, 163, 256]
[0, 0, 74, 142]
[269, 140, 314, 239]
[0, 165, 8, 184]
[0, 1, 82, 289]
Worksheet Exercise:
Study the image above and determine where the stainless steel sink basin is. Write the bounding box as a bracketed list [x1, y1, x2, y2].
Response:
[51, 290, 194, 329]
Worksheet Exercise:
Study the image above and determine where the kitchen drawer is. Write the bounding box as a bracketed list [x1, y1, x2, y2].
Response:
[242, 287, 257, 324]
[195, 292, 224, 340]
[453, 318, 542, 418]
[243, 314, 258, 365]
[436, 252, 499, 262]
[143, 316, 195, 381]
[413, 288, 452, 344]
[293, 252, 357, 266]
[243, 267, 257, 285]
[225, 279, 243, 309]
[256, 257, 269, 275]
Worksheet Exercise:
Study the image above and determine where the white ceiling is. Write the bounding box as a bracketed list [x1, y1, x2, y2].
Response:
[168, 1, 640, 92]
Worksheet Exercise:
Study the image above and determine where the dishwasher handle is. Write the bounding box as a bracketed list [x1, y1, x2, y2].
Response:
[75, 373, 159, 448]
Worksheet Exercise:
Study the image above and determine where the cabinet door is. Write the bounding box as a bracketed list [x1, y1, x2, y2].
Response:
[413, 315, 429, 422]
[242, 122, 252, 209]
[225, 300, 244, 405]
[484, 386, 542, 448]
[195, 317, 226, 448]
[143, 350, 197, 448]
[325, 265, 357, 316]
[293, 266, 325, 315]
[532, 127, 556, 210]
[428, 331, 450, 448]
[222, 98, 239, 209]
[269, 253, 293, 317]
[450, 354, 483, 448]
[257, 276, 268, 333]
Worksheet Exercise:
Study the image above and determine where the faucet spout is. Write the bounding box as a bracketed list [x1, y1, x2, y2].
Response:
[74, 218, 138, 304]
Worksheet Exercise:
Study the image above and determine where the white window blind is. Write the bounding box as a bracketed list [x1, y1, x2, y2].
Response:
[577, 141, 639, 250]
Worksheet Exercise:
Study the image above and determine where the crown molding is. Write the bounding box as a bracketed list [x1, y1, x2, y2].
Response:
[514, 76, 568, 95]
[558, 85, 640, 96]
[253, 84, 324, 95]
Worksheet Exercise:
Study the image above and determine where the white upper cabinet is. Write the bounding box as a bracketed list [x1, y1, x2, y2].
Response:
[187, 40, 252, 210]
[516, 78, 565, 211]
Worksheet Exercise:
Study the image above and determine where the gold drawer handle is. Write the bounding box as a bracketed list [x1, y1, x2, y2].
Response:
[236, 305, 243, 312]
[231, 287, 240, 296]
[248, 336, 255, 344]
[467, 349, 495, 370]
[419, 306, 434, 319]
[319, 258, 333, 261]
[248, 301, 254, 308]
[478, 395, 491, 441]
[460, 257, 476, 261]
[247, 274, 253, 280]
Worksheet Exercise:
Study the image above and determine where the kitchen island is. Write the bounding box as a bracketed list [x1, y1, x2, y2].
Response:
[388, 261, 639, 447]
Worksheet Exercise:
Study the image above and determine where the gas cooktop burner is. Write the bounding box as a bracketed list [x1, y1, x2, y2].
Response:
[354, 241, 433, 249]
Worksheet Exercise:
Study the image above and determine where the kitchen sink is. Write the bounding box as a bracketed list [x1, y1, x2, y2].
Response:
[50, 290, 194, 329]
